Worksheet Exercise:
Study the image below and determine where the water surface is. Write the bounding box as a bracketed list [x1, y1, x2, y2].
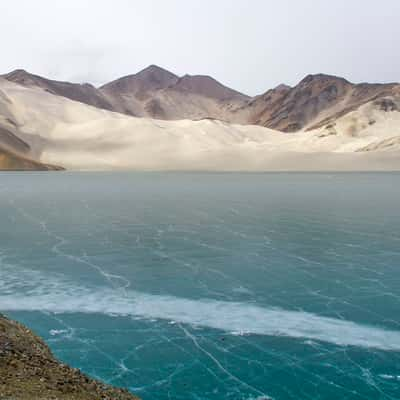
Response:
[1, 172, 400, 399]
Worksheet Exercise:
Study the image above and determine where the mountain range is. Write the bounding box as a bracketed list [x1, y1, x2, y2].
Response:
[0, 65, 399, 170]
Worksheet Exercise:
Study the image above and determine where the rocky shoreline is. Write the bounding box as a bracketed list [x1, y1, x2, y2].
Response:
[0, 314, 139, 400]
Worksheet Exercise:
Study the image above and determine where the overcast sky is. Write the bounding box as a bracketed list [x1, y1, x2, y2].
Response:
[1, 0, 399, 95]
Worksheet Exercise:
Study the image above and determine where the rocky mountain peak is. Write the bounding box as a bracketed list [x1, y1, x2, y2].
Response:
[100, 65, 179, 96]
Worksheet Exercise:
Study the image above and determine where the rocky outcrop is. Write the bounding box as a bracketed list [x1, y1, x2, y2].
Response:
[0, 314, 139, 399]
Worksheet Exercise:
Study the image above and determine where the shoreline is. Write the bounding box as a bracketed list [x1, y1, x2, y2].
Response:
[0, 313, 139, 400]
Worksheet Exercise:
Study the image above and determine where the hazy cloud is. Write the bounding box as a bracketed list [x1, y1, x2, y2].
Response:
[1, 0, 399, 95]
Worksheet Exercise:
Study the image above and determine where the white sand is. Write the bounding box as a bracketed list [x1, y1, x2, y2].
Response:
[0, 79, 399, 171]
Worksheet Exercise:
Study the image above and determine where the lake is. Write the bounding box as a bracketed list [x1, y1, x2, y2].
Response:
[1, 172, 400, 399]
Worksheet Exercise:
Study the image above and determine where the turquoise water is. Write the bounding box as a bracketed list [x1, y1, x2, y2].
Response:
[1, 172, 400, 400]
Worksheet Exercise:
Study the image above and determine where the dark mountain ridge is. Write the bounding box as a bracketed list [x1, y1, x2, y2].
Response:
[3, 69, 115, 111]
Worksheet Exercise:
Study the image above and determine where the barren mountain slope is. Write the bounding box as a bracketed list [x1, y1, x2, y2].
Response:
[100, 65, 250, 120]
[2, 69, 115, 111]
[0, 79, 273, 170]
[3, 67, 399, 133]
[310, 95, 400, 153]
[100, 65, 179, 97]
[99, 65, 179, 116]
[245, 74, 399, 132]
[3, 66, 250, 122]
[0, 78, 399, 171]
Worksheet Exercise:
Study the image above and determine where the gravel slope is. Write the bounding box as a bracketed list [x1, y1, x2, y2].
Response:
[0, 314, 139, 400]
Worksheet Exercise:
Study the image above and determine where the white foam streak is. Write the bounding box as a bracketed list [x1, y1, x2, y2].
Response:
[1, 282, 400, 351]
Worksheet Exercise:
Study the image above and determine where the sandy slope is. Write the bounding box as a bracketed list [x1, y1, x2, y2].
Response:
[0, 79, 399, 171]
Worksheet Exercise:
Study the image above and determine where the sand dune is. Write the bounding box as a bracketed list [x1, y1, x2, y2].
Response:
[0, 78, 399, 171]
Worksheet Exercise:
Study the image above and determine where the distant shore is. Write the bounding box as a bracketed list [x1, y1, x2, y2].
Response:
[1, 150, 400, 172]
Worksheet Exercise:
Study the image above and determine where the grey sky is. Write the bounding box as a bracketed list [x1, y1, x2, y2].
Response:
[1, 0, 399, 95]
